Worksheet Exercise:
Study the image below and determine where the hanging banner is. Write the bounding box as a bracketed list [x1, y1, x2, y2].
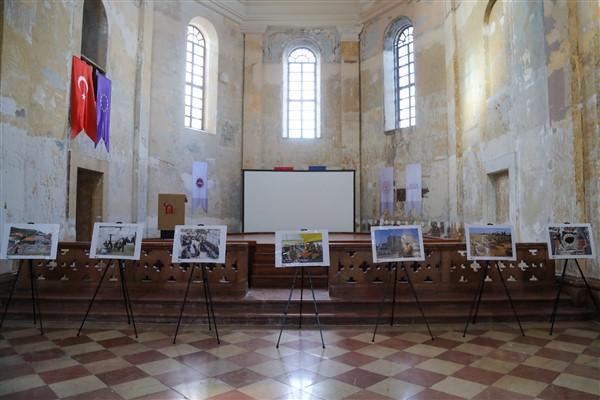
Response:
[95, 72, 112, 152]
[380, 167, 394, 217]
[406, 163, 422, 216]
[70, 55, 97, 142]
[192, 162, 208, 213]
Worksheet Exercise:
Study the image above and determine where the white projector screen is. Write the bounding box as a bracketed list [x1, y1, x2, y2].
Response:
[243, 170, 355, 232]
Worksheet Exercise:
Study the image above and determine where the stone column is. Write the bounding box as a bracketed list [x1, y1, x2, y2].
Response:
[339, 25, 363, 231]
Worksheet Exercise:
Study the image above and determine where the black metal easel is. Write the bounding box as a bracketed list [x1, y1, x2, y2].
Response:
[77, 259, 138, 338]
[0, 259, 44, 334]
[276, 267, 325, 348]
[463, 260, 524, 337]
[372, 262, 434, 342]
[550, 258, 600, 335]
[173, 263, 220, 344]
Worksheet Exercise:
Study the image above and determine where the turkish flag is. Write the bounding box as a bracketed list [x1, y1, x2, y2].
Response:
[70, 56, 97, 142]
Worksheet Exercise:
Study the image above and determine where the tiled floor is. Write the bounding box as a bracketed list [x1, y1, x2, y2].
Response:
[0, 319, 598, 399]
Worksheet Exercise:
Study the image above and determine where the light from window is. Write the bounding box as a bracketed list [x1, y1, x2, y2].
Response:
[286, 47, 318, 138]
[394, 26, 415, 128]
[185, 25, 205, 131]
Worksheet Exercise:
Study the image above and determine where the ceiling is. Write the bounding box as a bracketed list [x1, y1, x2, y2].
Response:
[199, 0, 404, 31]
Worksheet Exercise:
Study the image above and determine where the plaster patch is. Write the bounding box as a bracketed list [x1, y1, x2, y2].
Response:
[33, 85, 47, 106]
[521, 49, 532, 82]
[0, 97, 18, 117]
[42, 68, 65, 90]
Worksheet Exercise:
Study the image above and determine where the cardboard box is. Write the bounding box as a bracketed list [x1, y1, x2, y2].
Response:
[158, 194, 187, 231]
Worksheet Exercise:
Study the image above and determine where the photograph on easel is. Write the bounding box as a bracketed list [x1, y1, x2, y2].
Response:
[89, 223, 144, 260]
[0, 223, 60, 260]
[465, 224, 516, 261]
[172, 225, 227, 264]
[275, 230, 330, 267]
[546, 223, 595, 259]
[370, 225, 425, 263]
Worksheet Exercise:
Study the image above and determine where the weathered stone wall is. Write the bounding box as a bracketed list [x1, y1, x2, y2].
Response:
[359, 2, 449, 234]
[145, 2, 244, 236]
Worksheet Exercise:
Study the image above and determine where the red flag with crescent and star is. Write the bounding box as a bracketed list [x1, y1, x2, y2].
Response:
[70, 55, 97, 142]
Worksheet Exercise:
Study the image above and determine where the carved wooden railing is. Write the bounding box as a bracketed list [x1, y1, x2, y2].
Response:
[15, 240, 250, 298]
[328, 242, 551, 298]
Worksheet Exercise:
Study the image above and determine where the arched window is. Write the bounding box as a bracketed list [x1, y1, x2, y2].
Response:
[185, 25, 206, 131]
[383, 18, 415, 132]
[81, 0, 108, 71]
[284, 46, 319, 139]
[394, 26, 415, 128]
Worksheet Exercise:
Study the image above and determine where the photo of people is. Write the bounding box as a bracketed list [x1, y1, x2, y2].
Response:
[89, 223, 144, 260]
[1, 223, 60, 260]
[466, 224, 516, 261]
[546, 223, 595, 259]
[172, 225, 227, 263]
[371, 225, 425, 263]
[275, 230, 330, 267]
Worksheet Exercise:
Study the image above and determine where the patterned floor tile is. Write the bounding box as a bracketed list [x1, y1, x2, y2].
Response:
[0, 319, 598, 399]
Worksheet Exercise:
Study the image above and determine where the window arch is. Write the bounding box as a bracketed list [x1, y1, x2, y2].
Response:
[185, 18, 218, 134]
[185, 25, 206, 131]
[81, 0, 108, 71]
[383, 17, 415, 132]
[283, 45, 320, 139]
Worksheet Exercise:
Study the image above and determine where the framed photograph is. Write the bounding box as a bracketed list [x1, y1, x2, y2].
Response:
[546, 223, 595, 259]
[465, 224, 516, 261]
[89, 223, 144, 260]
[1, 223, 60, 260]
[370, 225, 425, 263]
[275, 230, 330, 267]
[172, 225, 227, 263]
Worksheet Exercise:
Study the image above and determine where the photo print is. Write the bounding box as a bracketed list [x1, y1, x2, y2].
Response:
[89, 223, 144, 260]
[546, 223, 595, 259]
[275, 230, 330, 267]
[465, 224, 516, 261]
[370, 225, 425, 263]
[1, 223, 60, 260]
[172, 225, 227, 264]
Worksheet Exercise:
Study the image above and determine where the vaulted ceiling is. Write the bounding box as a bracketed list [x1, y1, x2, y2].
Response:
[199, 0, 405, 31]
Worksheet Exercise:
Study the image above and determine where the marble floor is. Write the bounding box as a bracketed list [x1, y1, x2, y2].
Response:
[0, 319, 598, 399]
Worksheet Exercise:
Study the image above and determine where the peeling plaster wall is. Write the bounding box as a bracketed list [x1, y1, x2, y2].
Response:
[146, 2, 244, 236]
[1, 1, 141, 274]
[359, 2, 449, 233]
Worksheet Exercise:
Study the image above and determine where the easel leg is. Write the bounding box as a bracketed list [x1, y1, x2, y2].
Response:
[404, 263, 433, 341]
[372, 263, 395, 342]
[174, 264, 195, 344]
[495, 263, 524, 336]
[201, 265, 213, 331]
[549, 260, 568, 335]
[299, 268, 305, 329]
[574, 260, 600, 314]
[306, 268, 325, 348]
[390, 265, 399, 326]
[201, 264, 220, 344]
[463, 262, 489, 337]
[78, 263, 110, 336]
[0, 260, 24, 330]
[119, 261, 138, 338]
[29, 260, 43, 335]
[276, 267, 300, 348]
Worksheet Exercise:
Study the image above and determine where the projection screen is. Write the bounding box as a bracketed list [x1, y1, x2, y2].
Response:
[243, 170, 355, 232]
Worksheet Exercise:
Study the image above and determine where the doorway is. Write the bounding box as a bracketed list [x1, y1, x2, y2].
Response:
[76, 168, 104, 241]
